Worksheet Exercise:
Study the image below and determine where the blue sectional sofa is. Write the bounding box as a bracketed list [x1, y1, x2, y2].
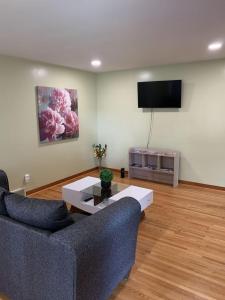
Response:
[0, 170, 141, 300]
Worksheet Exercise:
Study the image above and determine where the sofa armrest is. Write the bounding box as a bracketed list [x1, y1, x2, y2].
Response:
[0, 215, 75, 300]
[0, 169, 9, 191]
[52, 197, 141, 300]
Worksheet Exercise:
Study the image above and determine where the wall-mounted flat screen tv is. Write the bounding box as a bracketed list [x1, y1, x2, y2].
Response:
[138, 80, 182, 108]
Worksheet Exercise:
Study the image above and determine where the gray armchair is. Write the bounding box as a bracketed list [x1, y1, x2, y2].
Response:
[0, 170, 141, 300]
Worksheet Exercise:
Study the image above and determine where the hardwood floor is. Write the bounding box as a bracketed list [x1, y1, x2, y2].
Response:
[30, 170, 225, 300]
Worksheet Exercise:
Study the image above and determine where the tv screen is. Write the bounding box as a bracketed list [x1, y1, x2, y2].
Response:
[138, 80, 182, 108]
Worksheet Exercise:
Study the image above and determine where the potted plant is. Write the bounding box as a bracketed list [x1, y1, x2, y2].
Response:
[100, 169, 113, 189]
[92, 144, 107, 170]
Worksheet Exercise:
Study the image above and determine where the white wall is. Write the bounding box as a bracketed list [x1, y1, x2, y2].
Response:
[97, 59, 225, 187]
[1, 56, 225, 189]
[0, 56, 97, 190]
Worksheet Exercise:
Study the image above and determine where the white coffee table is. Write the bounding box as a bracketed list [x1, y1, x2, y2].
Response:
[62, 176, 153, 214]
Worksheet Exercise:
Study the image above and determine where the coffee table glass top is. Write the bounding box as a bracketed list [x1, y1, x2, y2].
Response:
[81, 182, 129, 206]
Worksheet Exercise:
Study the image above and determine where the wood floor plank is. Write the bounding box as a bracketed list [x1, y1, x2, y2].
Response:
[28, 170, 225, 300]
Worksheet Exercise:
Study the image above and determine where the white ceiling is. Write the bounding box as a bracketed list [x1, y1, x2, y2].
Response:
[0, 0, 225, 72]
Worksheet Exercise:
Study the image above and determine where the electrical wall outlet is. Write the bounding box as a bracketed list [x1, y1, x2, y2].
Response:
[24, 174, 31, 184]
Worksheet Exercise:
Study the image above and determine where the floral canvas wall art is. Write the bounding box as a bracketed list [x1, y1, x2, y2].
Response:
[37, 86, 79, 143]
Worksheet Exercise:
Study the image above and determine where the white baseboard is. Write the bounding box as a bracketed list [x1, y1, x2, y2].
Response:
[11, 187, 26, 196]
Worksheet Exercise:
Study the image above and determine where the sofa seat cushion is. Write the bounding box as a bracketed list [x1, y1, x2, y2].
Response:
[5, 193, 73, 232]
[0, 187, 8, 216]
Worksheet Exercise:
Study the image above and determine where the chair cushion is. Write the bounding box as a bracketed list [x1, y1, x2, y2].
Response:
[0, 187, 8, 216]
[5, 193, 74, 232]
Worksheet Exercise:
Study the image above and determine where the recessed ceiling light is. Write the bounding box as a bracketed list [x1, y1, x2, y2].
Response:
[208, 42, 223, 51]
[91, 59, 102, 67]
[138, 71, 153, 81]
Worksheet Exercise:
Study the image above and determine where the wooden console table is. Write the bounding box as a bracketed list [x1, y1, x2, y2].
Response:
[129, 147, 180, 187]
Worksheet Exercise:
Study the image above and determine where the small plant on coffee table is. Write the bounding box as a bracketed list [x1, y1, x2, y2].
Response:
[100, 169, 113, 189]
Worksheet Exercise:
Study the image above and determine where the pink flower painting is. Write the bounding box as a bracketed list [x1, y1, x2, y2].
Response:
[37, 86, 79, 143]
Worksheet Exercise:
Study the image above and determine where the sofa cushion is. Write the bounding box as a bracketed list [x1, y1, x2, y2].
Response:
[0, 187, 8, 216]
[5, 193, 73, 232]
